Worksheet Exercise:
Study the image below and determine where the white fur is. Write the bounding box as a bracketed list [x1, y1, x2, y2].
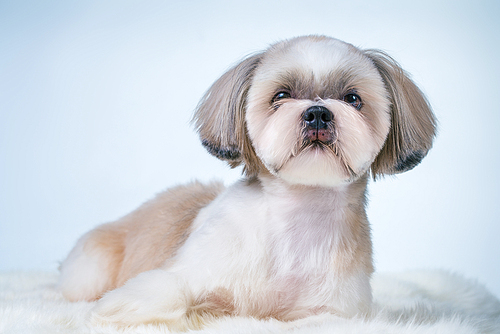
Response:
[2, 270, 499, 334]
[161, 177, 370, 318]
[91, 270, 190, 326]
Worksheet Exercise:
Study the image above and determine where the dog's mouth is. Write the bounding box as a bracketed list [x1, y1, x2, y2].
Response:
[286, 125, 340, 162]
[300, 125, 338, 152]
[301, 139, 332, 153]
[268, 129, 358, 180]
[304, 128, 336, 146]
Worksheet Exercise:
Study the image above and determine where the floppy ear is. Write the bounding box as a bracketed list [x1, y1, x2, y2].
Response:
[192, 53, 264, 176]
[364, 50, 437, 177]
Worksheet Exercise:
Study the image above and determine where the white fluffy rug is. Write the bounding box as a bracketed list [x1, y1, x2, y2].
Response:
[1, 270, 499, 334]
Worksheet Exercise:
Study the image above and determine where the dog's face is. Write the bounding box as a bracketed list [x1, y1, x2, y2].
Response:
[246, 37, 391, 186]
[194, 36, 436, 186]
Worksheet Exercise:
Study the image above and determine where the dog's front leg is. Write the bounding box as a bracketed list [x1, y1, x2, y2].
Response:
[90, 269, 191, 327]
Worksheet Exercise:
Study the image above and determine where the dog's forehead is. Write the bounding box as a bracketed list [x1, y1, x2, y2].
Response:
[274, 38, 353, 69]
[255, 37, 378, 98]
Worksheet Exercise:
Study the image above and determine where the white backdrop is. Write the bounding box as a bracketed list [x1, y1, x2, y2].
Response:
[1, 0, 499, 298]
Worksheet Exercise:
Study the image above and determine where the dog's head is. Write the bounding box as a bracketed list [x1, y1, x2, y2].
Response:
[193, 36, 436, 186]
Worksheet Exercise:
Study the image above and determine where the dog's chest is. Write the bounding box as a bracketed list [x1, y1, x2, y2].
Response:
[219, 178, 353, 276]
[180, 179, 364, 315]
[237, 189, 353, 317]
[266, 198, 346, 270]
[266, 191, 348, 275]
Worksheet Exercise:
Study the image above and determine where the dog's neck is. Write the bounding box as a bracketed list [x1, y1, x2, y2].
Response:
[256, 172, 369, 212]
[247, 173, 372, 291]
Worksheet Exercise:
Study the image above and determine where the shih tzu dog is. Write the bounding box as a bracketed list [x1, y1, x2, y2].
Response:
[58, 35, 436, 329]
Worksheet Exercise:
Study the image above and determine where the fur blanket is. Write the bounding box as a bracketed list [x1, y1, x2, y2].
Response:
[1, 270, 499, 334]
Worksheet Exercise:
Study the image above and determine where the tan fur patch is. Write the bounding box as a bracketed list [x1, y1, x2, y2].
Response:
[82, 226, 127, 300]
[79, 181, 224, 297]
[191, 288, 236, 317]
[334, 175, 373, 275]
[115, 181, 225, 287]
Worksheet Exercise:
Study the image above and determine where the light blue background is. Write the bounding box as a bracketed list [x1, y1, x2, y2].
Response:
[1, 1, 499, 297]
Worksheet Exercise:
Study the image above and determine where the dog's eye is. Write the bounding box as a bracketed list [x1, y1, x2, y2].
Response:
[272, 91, 292, 103]
[343, 93, 362, 110]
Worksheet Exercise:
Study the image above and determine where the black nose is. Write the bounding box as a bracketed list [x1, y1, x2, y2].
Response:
[303, 106, 333, 129]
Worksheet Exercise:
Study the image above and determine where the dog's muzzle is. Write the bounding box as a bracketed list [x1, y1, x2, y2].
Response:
[303, 106, 335, 144]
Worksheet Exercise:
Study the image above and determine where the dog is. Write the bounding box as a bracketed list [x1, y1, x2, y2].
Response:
[58, 35, 436, 329]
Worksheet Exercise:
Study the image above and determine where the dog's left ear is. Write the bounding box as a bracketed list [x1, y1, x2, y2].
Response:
[192, 53, 264, 176]
[364, 50, 437, 177]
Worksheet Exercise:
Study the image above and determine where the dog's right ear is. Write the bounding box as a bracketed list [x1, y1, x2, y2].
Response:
[192, 53, 264, 176]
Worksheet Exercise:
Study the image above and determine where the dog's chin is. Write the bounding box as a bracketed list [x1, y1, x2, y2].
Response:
[269, 143, 361, 187]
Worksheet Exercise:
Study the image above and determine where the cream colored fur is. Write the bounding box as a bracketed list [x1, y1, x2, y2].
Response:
[58, 35, 437, 329]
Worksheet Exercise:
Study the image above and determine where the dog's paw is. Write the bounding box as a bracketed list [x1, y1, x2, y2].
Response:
[89, 269, 190, 327]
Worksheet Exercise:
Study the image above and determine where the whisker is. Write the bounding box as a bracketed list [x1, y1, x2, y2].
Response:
[327, 142, 357, 179]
